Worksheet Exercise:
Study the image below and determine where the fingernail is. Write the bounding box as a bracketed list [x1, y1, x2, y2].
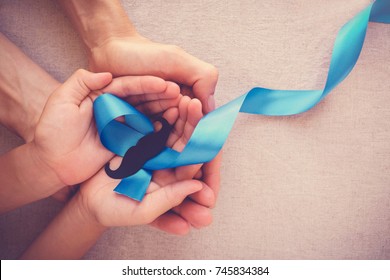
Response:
[208, 95, 216, 111]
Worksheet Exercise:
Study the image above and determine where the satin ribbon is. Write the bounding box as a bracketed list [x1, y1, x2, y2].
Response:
[93, 0, 390, 201]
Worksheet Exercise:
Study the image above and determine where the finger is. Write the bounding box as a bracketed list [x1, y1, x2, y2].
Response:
[174, 153, 221, 210]
[194, 169, 203, 179]
[161, 107, 179, 126]
[153, 107, 178, 137]
[176, 98, 216, 208]
[149, 211, 191, 235]
[134, 180, 203, 225]
[127, 81, 180, 105]
[188, 183, 216, 207]
[166, 96, 191, 147]
[171, 98, 202, 151]
[172, 98, 204, 180]
[58, 69, 112, 105]
[174, 164, 202, 181]
[172, 199, 213, 229]
[202, 152, 222, 208]
[174, 98, 203, 151]
[136, 95, 181, 116]
[158, 45, 218, 113]
[100, 75, 168, 97]
[193, 75, 218, 113]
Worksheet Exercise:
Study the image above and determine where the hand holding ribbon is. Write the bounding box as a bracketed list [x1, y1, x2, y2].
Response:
[81, 97, 211, 231]
[31, 71, 182, 200]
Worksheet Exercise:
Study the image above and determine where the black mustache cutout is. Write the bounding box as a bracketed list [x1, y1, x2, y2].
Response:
[105, 117, 173, 179]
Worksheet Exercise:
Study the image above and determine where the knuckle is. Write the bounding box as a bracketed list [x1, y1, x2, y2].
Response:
[75, 68, 88, 76]
[163, 187, 181, 207]
[76, 76, 89, 93]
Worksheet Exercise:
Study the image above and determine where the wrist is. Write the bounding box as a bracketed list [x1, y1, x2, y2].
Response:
[0, 33, 60, 142]
[88, 33, 147, 73]
[25, 141, 65, 195]
[69, 191, 108, 233]
[59, 0, 138, 51]
[82, 13, 138, 50]
[0, 141, 67, 213]
[21, 79, 60, 142]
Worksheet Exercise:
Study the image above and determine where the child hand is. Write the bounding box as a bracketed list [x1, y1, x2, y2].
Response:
[76, 96, 211, 231]
[89, 76, 218, 234]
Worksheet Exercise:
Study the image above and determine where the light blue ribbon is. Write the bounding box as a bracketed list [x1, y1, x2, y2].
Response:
[93, 0, 389, 201]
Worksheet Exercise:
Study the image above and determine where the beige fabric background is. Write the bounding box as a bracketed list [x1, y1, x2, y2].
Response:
[0, 0, 389, 259]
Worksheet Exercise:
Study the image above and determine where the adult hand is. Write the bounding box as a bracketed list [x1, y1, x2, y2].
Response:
[33, 69, 182, 189]
[89, 35, 218, 114]
[59, 0, 218, 112]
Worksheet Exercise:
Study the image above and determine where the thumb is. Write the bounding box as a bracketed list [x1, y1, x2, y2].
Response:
[56, 69, 112, 105]
[137, 180, 203, 224]
[166, 51, 218, 113]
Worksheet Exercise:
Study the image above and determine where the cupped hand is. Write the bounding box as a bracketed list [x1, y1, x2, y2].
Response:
[89, 34, 222, 229]
[89, 35, 218, 113]
[89, 35, 222, 218]
[33, 69, 183, 193]
[97, 81, 220, 234]
[78, 96, 213, 233]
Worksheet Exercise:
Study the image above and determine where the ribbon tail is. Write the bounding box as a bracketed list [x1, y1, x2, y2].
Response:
[370, 0, 390, 23]
[113, 168, 152, 201]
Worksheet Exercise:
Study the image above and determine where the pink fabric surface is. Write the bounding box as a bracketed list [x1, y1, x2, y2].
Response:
[0, 0, 389, 259]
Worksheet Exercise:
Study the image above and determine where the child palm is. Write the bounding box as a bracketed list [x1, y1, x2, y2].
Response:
[79, 96, 206, 229]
